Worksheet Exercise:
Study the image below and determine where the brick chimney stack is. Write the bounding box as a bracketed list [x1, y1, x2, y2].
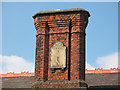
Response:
[33, 8, 90, 88]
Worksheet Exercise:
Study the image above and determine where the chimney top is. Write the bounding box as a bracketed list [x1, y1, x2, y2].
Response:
[32, 8, 90, 19]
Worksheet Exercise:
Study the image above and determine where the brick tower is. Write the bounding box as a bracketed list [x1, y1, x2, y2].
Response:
[32, 8, 90, 88]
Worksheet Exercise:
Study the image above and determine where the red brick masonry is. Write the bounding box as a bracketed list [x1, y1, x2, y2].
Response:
[1, 68, 119, 78]
[33, 8, 90, 88]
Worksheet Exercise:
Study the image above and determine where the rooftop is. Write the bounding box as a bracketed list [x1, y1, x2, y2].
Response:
[1, 73, 120, 88]
[1, 68, 120, 88]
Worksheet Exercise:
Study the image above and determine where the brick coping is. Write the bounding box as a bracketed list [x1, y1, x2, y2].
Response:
[0, 68, 119, 78]
[32, 8, 90, 19]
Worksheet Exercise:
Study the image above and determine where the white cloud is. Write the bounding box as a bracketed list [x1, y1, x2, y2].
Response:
[1, 52, 118, 74]
[86, 62, 95, 70]
[0, 55, 35, 74]
[96, 52, 119, 69]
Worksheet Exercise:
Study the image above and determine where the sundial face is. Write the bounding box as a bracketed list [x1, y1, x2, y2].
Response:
[50, 41, 66, 70]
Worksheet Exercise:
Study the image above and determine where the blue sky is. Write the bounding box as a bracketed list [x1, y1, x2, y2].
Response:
[1, 2, 118, 73]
